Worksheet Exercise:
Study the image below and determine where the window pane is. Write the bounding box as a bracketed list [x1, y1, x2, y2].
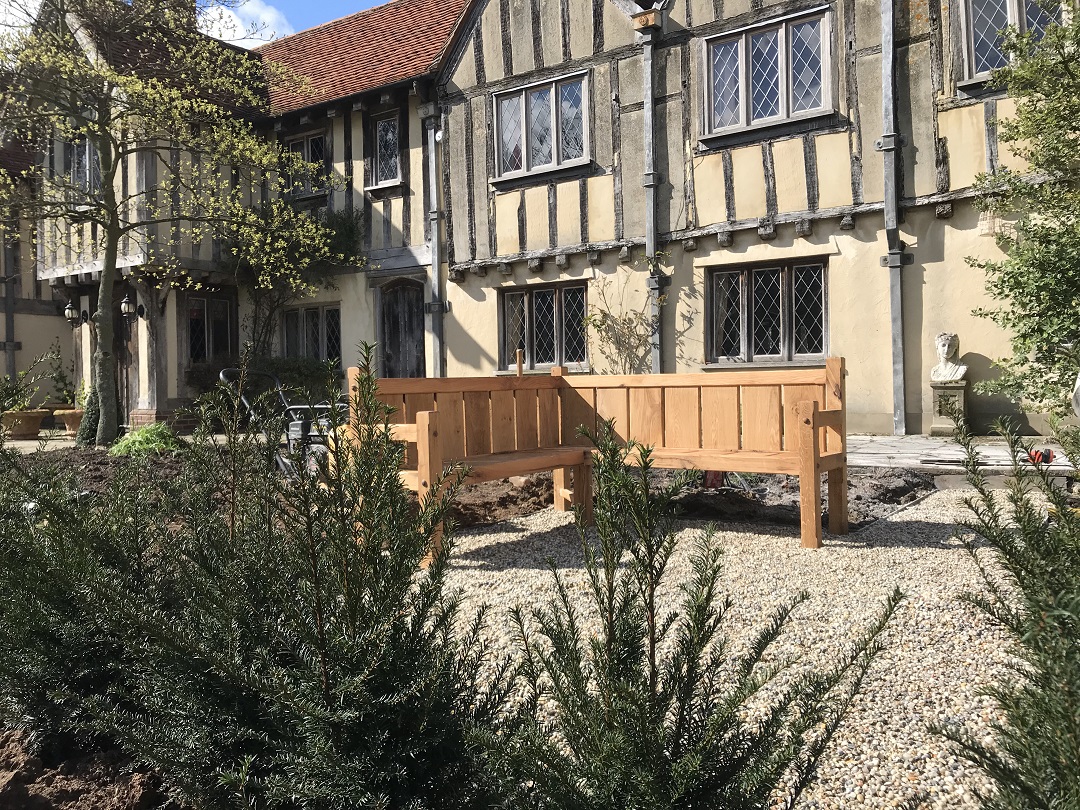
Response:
[72, 139, 88, 190]
[498, 95, 523, 174]
[305, 309, 321, 360]
[188, 298, 207, 363]
[559, 79, 585, 162]
[789, 19, 823, 113]
[713, 272, 742, 359]
[972, 0, 1010, 73]
[561, 286, 587, 364]
[376, 119, 400, 184]
[325, 307, 342, 369]
[533, 289, 557, 365]
[505, 292, 528, 365]
[750, 29, 781, 121]
[527, 87, 553, 168]
[284, 310, 300, 358]
[751, 269, 782, 357]
[210, 299, 230, 360]
[1025, 0, 1059, 40]
[793, 265, 825, 355]
[710, 40, 741, 129]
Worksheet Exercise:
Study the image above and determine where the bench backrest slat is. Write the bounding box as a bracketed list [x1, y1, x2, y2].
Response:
[463, 391, 492, 456]
[436, 391, 466, 460]
[490, 390, 517, 453]
[516, 389, 540, 451]
[629, 387, 664, 447]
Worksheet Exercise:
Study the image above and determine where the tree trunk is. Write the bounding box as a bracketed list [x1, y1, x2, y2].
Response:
[93, 234, 120, 445]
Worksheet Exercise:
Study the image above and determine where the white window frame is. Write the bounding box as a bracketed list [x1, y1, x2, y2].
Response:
[64, 136, 101, 196]
[282, 304, 342, 367]
[962, 0, 1062, 80]
[702, 8, 833, 137]
[499, 283, 589, 371]
[369, 112, 402, 189]
[284, 132, 328, 197]
[493, 71, 590, 180]
[707, 262, 828, 364]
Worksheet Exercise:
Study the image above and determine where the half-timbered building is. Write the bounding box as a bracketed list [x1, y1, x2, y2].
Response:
[433, 0, 1045, 433]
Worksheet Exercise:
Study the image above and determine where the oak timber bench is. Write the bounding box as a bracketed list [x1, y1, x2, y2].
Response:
[346, 357, 848, 549]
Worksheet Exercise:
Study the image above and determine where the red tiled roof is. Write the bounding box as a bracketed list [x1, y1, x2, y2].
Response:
[258, 0, 472, 115]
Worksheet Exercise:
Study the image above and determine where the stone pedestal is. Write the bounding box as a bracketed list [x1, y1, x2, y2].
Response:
[931, 380, 968, 436]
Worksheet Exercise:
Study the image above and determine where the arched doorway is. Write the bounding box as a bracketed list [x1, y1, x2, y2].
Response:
[379, 279, 425, 378]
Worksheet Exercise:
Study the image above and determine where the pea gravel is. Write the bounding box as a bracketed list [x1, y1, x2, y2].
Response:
[444, 489, 1014, 809]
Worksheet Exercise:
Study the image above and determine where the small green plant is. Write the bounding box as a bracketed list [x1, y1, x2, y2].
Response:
[108, 422, 185, 457]
[75, 387, 99, 446]
[584, 255, 667, 375]
[45, 339, 75, 405]
[488, 420, 905, 809]
[74, 380, 88, 409]
[937, 414, 1080, 808]
[0, 353, 53, 413]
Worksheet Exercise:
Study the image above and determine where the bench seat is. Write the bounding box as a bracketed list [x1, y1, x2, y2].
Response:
[646, 448, 846, 475]
[400, 446, 590, 488]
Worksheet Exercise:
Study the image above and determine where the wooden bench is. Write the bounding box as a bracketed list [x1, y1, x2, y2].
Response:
[346, 358, 847, 550]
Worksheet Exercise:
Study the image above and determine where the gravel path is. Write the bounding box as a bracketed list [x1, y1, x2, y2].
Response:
[444, 489, 1013, 809]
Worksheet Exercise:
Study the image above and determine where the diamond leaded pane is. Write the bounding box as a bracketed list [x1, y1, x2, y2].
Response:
[1025, 0, 1059, 40]
[559, 80, 585, 162]
[505, 292, 528, 364]
[305, 308, 321, 360]
[711, 39, 741, 129]
[376, 120, 399, 184]
[972, 0, 1010, 74]
[750, 29, 781, 121]
[793, 265, 825, 355]
[527, 88, 553, 168]
[713, 272, 742, 359]
[498, 95, 523, 174]
[751, 269, 782, 357]
[561, 286, 587, 364]
[189, 298, 207, 363]
[325, 307, 342, 368]
[533, 289, 557, 365]
[790, 19, 823, 113]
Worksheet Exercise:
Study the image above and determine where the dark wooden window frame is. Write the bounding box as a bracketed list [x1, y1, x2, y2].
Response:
[281, 303, 342, 366]
[705, 260, 828, 365]
[497, 281, 589, 371]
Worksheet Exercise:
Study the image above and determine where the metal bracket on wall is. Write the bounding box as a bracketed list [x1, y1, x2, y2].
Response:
[425, 300, 450, 314]
[874, 133, 906, 152]
[879, 247, 914, 268]
[0, 341, 22, 350]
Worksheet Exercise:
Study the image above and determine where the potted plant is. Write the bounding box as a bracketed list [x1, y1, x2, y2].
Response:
[0, 355, 52, 439]
[47, 343, 84, 437]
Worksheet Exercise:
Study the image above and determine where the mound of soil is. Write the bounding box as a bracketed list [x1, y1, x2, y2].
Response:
[0, 732, 156, 810]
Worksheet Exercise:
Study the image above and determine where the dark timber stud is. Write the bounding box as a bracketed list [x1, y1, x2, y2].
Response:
[877, 0, 912, 435]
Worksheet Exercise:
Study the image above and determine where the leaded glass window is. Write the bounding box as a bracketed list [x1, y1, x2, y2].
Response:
[496, 75, 588, 176]
[500, 284, 589, 369]
[375, 117, 400, 185]
[968, 0, 1060, 76]
[285, 134, 328, 196]
[706, 13, 830, 134]
[708, 264, 826, 362]
[188, 296, 234, 364]
[282, 304, 342, 364]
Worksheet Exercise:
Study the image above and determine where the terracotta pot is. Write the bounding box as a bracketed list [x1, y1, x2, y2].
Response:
[53, 408, 85, 437]
[1, 409, 51, 439]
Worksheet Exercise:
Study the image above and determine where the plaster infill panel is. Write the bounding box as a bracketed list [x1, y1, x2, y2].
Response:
[814, 132, 854, 209]
[495, 191, 520, 256]
[556, 180, 582, 245]
[856, 52, 885, 204]
[730, 145, 767, 220]
[509, 0, 535, 74]
[993, 97, 1029, 174]
[481, 0, 505, 82]
[539, 0, 562, 67]
[447, 106, 472, 262]
[938, 105, 987, 190]
[524, 185, 550, 251]
[568, 0, 593, 60]
[772, 137, 809, 214]
[587, 173, 616, 243]
[446, 35, 476, 94]
[694, 151, 727, 226]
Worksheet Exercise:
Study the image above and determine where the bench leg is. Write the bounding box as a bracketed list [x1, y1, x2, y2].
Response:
[572, 460, 593, 526]
[554, 466, 572, 512]
[828, 466, 849, 535]
[799, 469, 823, 549]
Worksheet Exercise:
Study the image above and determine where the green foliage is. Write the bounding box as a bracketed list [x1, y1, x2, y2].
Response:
[75, 386, 99, 446]
[45, 339, 75, 405]
[970, 12, 1080, 413]
[487, 421, 904, 809]
[937, 415, 1080, 809]
[185, 354, 339, 400]
[0, 347, 506, 808]
[108, 422, 184, 457]
[0, 352, 52, 413]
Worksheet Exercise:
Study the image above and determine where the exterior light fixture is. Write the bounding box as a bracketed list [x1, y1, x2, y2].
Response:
[120, 293, 137, 322]
[64, 299, 80, 326]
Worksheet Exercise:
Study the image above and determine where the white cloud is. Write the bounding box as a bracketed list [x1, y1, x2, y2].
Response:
[199, 0, 295, 49]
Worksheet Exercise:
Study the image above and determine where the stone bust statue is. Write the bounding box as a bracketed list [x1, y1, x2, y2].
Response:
[930, 332, 967, 382]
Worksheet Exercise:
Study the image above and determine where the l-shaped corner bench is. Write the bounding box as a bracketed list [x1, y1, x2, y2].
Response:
[346, 358, 848, 551]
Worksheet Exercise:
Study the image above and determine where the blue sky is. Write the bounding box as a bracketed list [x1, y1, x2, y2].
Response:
[211, 0, 386, 45]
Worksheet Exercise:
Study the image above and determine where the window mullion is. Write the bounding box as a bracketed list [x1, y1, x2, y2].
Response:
[551, 81, 561, 166]
[525, 291, 534, 369]
[781, 266, 792, 361]
[741, 269, 751, 361]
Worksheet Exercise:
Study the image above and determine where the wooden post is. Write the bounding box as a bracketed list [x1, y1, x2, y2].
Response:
[416, 410, 445, 558]
[824, 357, 849, 535]
[796, 400, 823, 549]
[553, 466, 571, 511]
[516, 348, 524, 377]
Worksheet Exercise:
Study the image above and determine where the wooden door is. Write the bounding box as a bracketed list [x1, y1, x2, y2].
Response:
[380, 280, 426, 378]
